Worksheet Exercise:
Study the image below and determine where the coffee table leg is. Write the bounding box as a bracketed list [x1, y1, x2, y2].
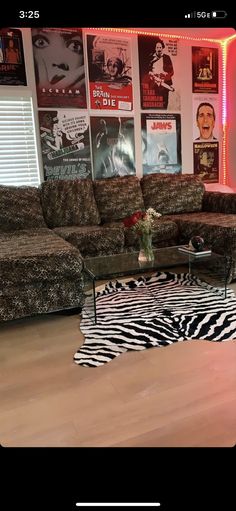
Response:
[82, 268, 97, 324]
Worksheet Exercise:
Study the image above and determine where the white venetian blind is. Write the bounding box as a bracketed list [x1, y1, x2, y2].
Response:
[0, 96, 40, 186]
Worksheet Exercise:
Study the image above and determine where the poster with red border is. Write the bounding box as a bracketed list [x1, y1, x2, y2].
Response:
[0, 28, 26, 85]
[192, 47, 218, 94]
[87, 34, 133, 111]
[138, 35, 181, 111]
[32, 28, 87, 108]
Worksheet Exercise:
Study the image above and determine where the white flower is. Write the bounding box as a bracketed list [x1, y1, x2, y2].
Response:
[132, 208, 162, 235]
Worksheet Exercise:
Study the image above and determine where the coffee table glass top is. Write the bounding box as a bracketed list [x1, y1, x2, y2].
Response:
[84, 245, 226, 281]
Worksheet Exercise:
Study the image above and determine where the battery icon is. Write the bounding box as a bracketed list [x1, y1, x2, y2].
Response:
[212, 10, 227, 18]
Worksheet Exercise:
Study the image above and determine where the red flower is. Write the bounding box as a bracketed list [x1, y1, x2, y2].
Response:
[123, 210, 145, 228]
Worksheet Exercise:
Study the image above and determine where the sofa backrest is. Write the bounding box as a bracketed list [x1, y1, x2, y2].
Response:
[141, 174, 205, 214]
[93, 176, 145, 222]
[41, 179, 101, 228]
[0, 185, 47, 232]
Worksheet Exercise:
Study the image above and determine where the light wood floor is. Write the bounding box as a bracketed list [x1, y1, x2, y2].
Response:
[1, 280, 236, 447]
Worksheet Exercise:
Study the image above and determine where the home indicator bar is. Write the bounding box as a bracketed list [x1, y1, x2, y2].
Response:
[76, 504, 161, 508]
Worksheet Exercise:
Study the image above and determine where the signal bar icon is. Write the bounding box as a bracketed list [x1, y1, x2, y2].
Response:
[185, 12, 196, 18]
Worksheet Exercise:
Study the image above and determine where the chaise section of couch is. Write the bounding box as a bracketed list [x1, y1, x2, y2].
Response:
[140, 173, 236, 281]
[0, 185, 84, 322]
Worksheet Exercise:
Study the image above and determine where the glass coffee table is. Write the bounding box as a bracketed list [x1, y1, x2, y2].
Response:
[82, 246, 231, 323]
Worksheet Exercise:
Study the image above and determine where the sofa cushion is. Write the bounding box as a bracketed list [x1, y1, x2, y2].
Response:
[0, 228, 83, 286]
[53, 225, 124, 257]
[41, 179, 101, 228]
[103, 219, 178, 248]
[93, 176, 145, 222]
[141, 174, 205, 215]
[164, 211, 236, 256]
[202, 191, 236, 214]
[0, 185, 47, 232]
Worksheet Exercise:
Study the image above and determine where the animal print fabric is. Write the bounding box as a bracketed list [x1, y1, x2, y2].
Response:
[141, 174, 205, 215]
[0, 185, 46, 232]
[53, 225, 124, 257]
[93, 176, 145, 222]
[41, 179, 101, 228]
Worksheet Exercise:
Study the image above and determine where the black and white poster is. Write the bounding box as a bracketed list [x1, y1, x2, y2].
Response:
[39, 110, 91, 180]
[90, 116, 135, 179]
[0, 28, 27, 85]
[142, 113, 182, 174]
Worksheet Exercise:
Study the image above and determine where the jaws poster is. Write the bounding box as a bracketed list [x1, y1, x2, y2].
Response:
[142, 113, 182, 174]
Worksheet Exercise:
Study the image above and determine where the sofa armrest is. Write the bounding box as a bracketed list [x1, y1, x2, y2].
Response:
[202, 191, 236, 214]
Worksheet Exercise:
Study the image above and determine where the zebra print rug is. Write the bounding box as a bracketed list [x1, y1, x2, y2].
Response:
[74, 271, 236, 367]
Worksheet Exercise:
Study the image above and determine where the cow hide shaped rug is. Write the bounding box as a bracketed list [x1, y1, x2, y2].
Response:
[74, 271, 236, 367]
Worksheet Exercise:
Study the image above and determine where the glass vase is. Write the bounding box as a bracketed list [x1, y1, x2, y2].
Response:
[138, 231, 154, 262]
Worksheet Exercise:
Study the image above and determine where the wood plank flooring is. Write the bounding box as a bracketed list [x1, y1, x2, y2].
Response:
[0, 281, 236, 447]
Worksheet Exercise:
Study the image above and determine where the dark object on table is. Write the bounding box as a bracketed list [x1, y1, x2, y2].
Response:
[189, 235, 205, 251]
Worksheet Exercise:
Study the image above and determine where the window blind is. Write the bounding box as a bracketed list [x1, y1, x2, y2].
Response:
[0, 96, 40, 186]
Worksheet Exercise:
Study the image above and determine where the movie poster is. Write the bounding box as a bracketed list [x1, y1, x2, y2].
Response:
[38, 110, 91, 180]
[32, 28, 87, 108]
[193, 95, 219, 141]
[90, 116, 135, 179]
[192, 47, 218, 94]
[193, 142, 219, 182]
[141, 113, 181, 174]
[87, 34, 133, 111]
[0, 28, 26, 85]
[138, 35, 181, 111]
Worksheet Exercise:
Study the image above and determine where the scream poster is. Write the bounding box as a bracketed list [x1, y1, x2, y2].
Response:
[39, 110, 91, 180]
[87, 34, 133, 111]
[32, 28, 87, 108]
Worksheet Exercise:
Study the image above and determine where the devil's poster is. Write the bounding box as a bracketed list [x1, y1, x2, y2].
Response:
[142, 113, 181, 174]
[39, 110, 91, 180]
[87, 34, 133, 111]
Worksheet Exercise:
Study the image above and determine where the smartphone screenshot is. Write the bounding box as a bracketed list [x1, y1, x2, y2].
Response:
[0, 6, 235, 511]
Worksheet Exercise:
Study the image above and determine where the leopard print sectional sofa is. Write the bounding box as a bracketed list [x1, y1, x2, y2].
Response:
[0, 174, 235, 321]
